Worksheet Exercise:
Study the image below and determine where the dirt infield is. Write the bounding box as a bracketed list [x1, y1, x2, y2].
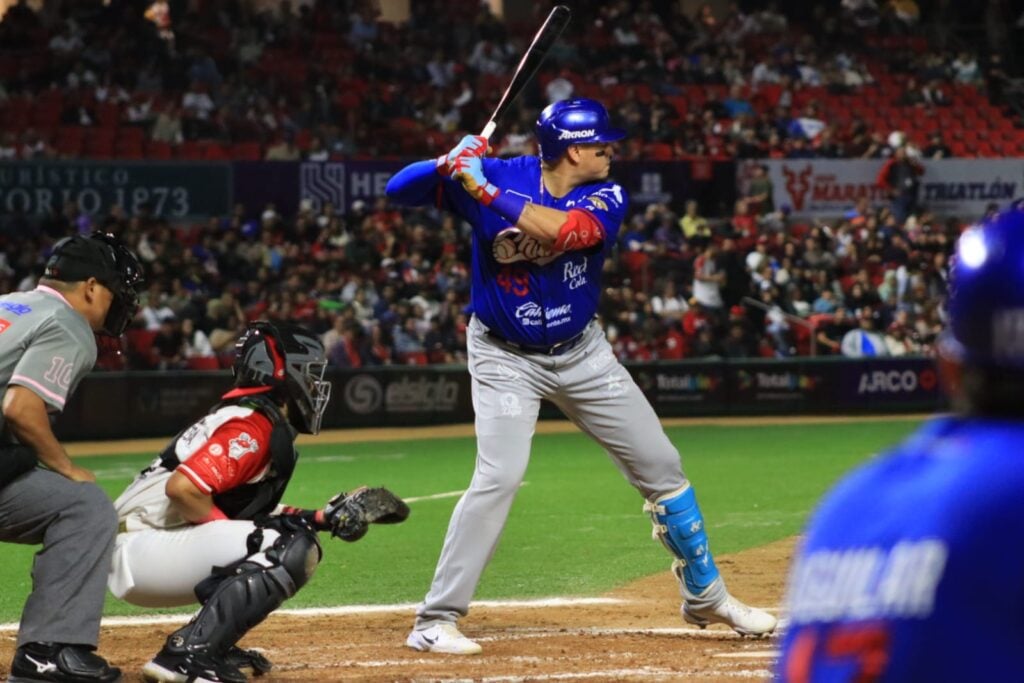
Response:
[0, 537, 796, 682]
[25, 416, 859, 680]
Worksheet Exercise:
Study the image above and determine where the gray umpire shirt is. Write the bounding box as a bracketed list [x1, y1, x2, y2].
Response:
[0, 285, 96, 439]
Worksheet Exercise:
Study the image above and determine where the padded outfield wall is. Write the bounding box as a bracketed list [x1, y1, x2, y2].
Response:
[56, 357, 942, 440]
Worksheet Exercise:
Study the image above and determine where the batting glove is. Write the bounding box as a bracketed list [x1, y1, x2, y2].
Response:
[436, 134, 489, 176]
[451, 155, 500, 205]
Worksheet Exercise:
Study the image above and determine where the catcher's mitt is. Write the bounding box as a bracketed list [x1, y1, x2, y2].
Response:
[324, 487, 409, 542]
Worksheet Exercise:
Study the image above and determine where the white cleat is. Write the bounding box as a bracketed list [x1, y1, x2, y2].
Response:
[682, 594, 778, 637]
[406, 623, 483, 655]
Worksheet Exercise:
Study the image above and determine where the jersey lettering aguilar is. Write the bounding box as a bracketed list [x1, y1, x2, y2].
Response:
[778, 417, 1024, 682]
[436, 156, 628, 347]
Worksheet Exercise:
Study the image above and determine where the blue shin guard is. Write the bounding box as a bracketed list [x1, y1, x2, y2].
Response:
[644, 484, 720, 596]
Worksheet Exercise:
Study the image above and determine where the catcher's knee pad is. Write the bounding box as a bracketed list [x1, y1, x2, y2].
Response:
[260, 518, 322, 595]
[644, 484, 720, 596]
[181, 520, 322, 656]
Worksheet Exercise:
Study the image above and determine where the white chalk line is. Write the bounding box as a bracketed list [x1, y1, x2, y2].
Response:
[476, 626, 781, 643]
[713, 650, 779, 659]
[0, 596, 626, 633]
[90, 453, 409, 480]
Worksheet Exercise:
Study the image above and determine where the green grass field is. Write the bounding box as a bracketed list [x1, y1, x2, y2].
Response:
[0, 419, 922, 623]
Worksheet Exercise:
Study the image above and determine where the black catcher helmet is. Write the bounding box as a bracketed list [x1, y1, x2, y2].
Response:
[230, 321, 332, 434]
[44, 231, 145, 336]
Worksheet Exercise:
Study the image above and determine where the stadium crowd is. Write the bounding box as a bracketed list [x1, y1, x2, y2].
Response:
[0, 0, 1020, 160]
[0, 176, 960, 370]
[0, 0, 1014, 368]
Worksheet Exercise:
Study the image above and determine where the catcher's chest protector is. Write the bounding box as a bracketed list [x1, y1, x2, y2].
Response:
[159, 396, 299, 520]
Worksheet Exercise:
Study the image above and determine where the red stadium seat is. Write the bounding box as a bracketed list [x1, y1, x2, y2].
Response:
[145, 140, 173, 159]
[231, 142, 262, 161]
[186, 356, 221, 370]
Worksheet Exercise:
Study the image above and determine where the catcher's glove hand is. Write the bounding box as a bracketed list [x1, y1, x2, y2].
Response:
[323, 486, 410, 542]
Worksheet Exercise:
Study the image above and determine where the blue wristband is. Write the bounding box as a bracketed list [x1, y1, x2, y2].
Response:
[489, 190, 527, 225]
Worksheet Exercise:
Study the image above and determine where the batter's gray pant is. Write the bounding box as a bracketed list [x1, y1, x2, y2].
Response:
[0, 468, 117, 647]
[415, 317, 725, 627]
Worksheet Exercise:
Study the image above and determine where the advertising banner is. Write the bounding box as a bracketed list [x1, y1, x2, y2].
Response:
[728, 360, 828, 413]
[54, 359, 940, 440]
[0, 161, 232, 219]
[325, 367, 472, 427]
[58, 371, 225, 440]
[746, 158, 1024, 220]
[633, 362, 729, 416]
[233, 159, 736, 218]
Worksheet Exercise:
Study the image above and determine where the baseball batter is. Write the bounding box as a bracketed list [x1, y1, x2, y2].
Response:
[1, 233, 142, 683]
[107, 321, 408, 683]
[385, 98, 776, 655]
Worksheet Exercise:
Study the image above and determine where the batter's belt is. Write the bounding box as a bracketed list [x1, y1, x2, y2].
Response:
[485, 326, 588, 356]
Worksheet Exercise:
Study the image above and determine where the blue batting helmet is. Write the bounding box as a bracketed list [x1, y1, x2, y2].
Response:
[944, 204, 1024, 368]
[535, 98, 626, 162]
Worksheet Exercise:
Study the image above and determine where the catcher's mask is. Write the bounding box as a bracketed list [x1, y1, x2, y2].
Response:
[231, 321, 332, 434]
[44, 231, 145, 336]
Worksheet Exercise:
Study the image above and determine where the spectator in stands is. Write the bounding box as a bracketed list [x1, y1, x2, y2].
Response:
[545, 69, 575, 104]
[181, 81, 216, 139]
[426, 50, 456, 88]
[746, 235, 771, 273]
[0, 133, 17, 159]
[984, 53, 1009, 105]
[181, 317, 213, 359]
[48, 22, 83, 57]
[140, 283, 176, 331]
[951, 50, 981, 84]
[651, 280, 688, 322]
[151, 103, 184, 145]
[744, 164, 774, 215]
[841, 306, 888, 357]
[498, 121, 532, 157]
[679, 200, 711, 245]
[922, 132, 952, 159]
[153, 314, 186, 369]
[265, 133, 301, 161]
[816, 307, 855, 354]
[877, 145, 924, 223]
[393, 317, 425, 356]
[723, 84, 754, 118]
[921, 78, 950, 107]
[813, 289, 840, 314]
[690, 326, 720, 358]
[327, 320, 365, 368]
[693, 243, 726, 323]
[208, 314, 245, 354]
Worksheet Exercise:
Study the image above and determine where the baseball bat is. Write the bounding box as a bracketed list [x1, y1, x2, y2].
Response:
[480, 5, 572, 140]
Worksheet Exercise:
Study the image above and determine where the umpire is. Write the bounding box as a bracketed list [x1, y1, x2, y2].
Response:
[1, 232, 142, 683]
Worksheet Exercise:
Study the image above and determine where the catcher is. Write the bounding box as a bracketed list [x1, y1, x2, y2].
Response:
[106, 321, 409, 683]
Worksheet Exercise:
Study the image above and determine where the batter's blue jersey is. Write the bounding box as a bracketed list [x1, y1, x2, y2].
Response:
[385, 156, 627, 346]
[777, 417, 1024, 683]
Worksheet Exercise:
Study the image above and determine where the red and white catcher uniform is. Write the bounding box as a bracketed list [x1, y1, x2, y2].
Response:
[109, 394, 298, 607]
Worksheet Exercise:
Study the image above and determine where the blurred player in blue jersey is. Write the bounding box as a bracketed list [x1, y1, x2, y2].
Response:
[385, 99, 776, 655]
[777, 205, 1024, 682]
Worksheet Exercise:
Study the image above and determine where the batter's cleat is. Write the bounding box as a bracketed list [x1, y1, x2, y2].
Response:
[140, 650, 246, 683]
[7, 643, 122, 683]
[682, 595, 778, 637]
[224, 647, 272, 677]
[405, 623, 483, 655]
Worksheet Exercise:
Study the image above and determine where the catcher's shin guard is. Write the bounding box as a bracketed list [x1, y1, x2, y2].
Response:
[644, 484, 720, 596]
[163, 518, 322, 660]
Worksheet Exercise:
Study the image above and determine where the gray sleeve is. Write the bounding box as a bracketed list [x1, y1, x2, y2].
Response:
[9, 319, 96, 412]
